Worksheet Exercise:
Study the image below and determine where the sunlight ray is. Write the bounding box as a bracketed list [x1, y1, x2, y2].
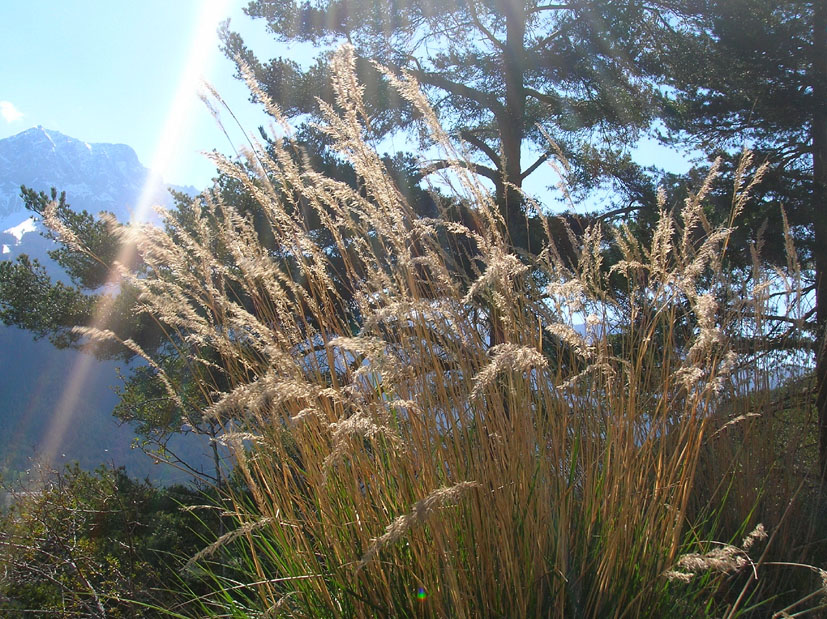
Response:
[38, 353, 98, 471]
[133, 0, 232, 224]
[38, 0, 232, 469]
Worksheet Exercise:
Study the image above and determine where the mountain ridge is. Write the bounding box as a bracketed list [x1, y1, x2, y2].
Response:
[0, 126, 197, 231]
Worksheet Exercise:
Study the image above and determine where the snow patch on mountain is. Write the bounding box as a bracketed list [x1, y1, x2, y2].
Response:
[3, 216, 36, 242]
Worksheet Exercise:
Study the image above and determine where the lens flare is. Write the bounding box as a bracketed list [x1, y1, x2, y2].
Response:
[37, 0, 231, 470]
[132, 0, 231, 224]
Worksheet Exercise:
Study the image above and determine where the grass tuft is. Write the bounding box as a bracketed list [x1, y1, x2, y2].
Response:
[59, 45, 819, 617]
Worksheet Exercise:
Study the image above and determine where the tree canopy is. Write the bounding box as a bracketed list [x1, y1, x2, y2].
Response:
[223, 0, 693, 250]
[650, 0, 826, 473]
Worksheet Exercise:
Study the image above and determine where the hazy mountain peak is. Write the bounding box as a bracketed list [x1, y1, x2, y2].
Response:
[0, 127, 187, 229]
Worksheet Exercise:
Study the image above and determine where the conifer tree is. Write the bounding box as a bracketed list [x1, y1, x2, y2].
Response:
[653, 0, 827, 476]
[222, 0, 686, 250]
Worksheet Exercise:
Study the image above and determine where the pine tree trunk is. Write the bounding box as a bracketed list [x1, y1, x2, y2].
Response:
[485, 3, 527, 425]
[497, 0, 526, 253]
[812, 0, 827, 480]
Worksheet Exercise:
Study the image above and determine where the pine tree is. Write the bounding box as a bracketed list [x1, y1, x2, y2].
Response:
[222, 0, 685, 251]
[654, 0, 827, 476]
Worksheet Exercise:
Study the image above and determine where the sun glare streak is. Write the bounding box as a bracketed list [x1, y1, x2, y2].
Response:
[133, 0, 232, 224]
[38, 0, 232, 469]
[38, 354, 98, 470]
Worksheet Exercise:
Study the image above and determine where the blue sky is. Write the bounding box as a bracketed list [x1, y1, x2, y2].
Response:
[0, 1, 297, 189]
[0, 2, 690, 193]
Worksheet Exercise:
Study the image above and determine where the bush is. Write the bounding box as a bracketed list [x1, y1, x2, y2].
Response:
[0, 464, 222, 616]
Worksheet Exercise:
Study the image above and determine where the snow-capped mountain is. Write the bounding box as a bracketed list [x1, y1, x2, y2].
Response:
[0, 126, 196, 238]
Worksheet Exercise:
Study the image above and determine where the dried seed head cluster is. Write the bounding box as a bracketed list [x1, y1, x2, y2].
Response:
[665, 524, 768, 583]
[359, 481, 480, 567]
